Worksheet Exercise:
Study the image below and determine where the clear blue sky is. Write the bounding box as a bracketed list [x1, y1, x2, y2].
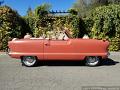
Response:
[3, 0, 76, 16]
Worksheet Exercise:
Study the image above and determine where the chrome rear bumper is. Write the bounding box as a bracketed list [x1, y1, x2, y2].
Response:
[107, 52, 110, 57]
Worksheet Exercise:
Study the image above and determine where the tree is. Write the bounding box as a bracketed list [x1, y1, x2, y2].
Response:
[108, 0, 120, 3]
[27, 7, 33, 16]
[34, 3, 51, 37]
[91, 0, 120, 5]
[91, 0, 109, 5]
[0, 6, 30, 50]
[35, 3, 51, 17]
[85, 4, 120, 51]
[68, 8, 78, 15]
[73, 0, 120, 17]
[23, 7, 35, 34]
[73, 0, 88, 16]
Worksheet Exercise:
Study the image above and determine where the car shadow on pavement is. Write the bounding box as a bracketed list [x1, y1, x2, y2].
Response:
[38, 60, 85, 66]
[101, 58, 119, 66]
[37, 58, 119, 67]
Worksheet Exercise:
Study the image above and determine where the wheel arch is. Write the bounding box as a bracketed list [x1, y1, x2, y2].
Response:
[20, 56, 38, 60]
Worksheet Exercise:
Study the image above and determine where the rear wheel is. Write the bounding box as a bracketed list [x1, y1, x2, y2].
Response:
[85, 56, 100, 67]
[21, 56, 38, 67]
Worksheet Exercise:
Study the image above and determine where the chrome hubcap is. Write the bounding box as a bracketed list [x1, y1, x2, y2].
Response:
[23, 56, 36, 66]
[26, 57, 34, 63]
[87, 57, 99, 66]
[88, 57, 96, 63]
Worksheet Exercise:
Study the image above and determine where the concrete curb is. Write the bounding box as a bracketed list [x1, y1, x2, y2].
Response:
[110, 52, 120, 56]
[0, 52, 7, 56]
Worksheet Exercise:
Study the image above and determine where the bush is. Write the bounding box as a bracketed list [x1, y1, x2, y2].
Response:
[109, 35, 120, 51]
[84, 4, 120, 51]
[0, 6, 30, 50]
[1, 4, 120, 52]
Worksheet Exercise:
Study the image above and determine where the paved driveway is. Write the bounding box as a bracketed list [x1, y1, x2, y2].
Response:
[0, 52, 120, 90]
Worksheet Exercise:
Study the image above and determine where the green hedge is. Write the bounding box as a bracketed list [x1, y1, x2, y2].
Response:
[0, 6, 30, 50]
[83, 4, 120, 51]
[1, 4, 120, 51]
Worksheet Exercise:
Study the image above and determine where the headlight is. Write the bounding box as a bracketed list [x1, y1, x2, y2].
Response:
[6, 47, 10, 54]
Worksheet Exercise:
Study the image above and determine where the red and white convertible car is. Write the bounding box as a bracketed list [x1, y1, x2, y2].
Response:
[8, 30, 110, 67]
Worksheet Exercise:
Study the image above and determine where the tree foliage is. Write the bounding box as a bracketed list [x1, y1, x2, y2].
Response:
[32, 3, 86, 38]
[0, 6, 30, 50]
[1, 3, 120, 51]
[73, 0, 120, 17]
[33, 3, 52, 37]
[84, 4, 120, 51]
[23, 7, 35, 34]
[35, 3, 51, 17]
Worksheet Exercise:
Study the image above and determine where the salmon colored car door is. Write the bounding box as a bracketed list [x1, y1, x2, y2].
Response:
[44, 39, 81, 60]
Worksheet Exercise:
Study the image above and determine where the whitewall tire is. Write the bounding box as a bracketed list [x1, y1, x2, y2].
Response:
[21, 56, 38, 67]
[85, 56, 100, 67]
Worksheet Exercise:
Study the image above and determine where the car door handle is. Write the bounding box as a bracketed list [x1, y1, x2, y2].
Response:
[45, 43, 49, 46]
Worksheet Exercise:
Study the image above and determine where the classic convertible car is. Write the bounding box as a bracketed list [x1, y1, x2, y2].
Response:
[8, 30, 110, 67]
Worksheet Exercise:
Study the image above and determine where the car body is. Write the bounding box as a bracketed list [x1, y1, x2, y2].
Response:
[8, 31, 110, 67]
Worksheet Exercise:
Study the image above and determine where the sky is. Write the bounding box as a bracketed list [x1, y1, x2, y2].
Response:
[3, 0, 76, 16]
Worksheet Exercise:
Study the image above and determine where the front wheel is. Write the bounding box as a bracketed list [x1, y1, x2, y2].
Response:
[21, 56, 38, 67]
[85, 56, 100, 67]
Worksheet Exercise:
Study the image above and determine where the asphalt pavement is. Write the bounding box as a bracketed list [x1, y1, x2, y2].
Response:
[0, 52, 120, 90]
